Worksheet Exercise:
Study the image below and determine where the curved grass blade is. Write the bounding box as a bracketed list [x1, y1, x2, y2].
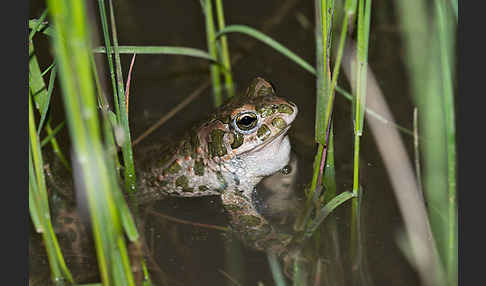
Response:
[216, 25, 317, 75]
[304, 191, 355, 238]
[214, 25, 417, 139]
[93, 46, 217, 62]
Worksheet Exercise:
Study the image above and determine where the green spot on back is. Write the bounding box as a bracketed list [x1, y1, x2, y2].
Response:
[194, 159, 205, 176]
[175, 175, 192, 192]
[160, 180, 169, 187]
[210, 129, 227, 157]
[240, 215, 262, 227]
[167, 161, 182, 174]
[224, 204, 243, 212]
[198, 185, 209, 192]
[180, 140, 192, 157]
[190, 132, 200, 155]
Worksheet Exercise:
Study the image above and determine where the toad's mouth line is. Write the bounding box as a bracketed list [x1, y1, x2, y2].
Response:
[241, 125, 292, 155]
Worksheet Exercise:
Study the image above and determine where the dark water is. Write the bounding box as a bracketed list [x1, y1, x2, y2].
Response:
[29, 0, 420, 285]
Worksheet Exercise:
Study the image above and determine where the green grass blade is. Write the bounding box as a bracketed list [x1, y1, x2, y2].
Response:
[29, 179, 43, 232]
[142, 260, 154, 286]
[314, 0, 332, 145]
[29, 19, 55, 37]
[41, 62, 56, 77]
[29, 40, 70, 169]
[29, 42, 50, 123]
[112, 177, 140, 241]
[204, 0, 223, 107]
[93, 45, 217, 62]
[350, 0, 372, 275]
[345, 0, 358, 31]
[38, 65, 57, 134]
[30, 93, 73, 284]
[107, 0, 137, 193]
[355, 0, 372, 136]
[330, 0, 354, 105]
[45, 122, 71, 170]
[395, 0, 451, 284]
[321, 126, 337, 203]
[216, 25, 317, 75]
[97, 0, 121, 119]
[434, 0, 457, 283]
[29, 9, 49, 41]
[41, 121, 65, 147]
[449, 0, 458, 21]
[305, 191, 355, 238]
[301, 1, 336, 232]
[214, 0, 235, 98]
[29, 95, 49, 206]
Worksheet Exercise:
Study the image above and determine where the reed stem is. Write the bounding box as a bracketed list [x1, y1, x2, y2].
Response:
[214, 0, 235, 98]
[434, 0, 457, 282]
[204, 0, 223, 107]
[350, 0, 371, 276]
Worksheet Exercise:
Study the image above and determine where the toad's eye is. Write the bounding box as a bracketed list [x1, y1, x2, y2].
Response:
[234, 112, 258, 133]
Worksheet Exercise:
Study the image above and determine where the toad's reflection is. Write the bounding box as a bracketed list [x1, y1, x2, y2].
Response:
[222, 152, 310, 272]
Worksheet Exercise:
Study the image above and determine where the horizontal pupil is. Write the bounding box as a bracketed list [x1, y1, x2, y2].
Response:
[239, 116, 255, 126]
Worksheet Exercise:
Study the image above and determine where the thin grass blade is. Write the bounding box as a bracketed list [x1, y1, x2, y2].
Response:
[216, 25, 317, 75]
[204, 0, 223, 107]
[38, 65, 57, 134]
[304, 191, 355, 237]
[214, 0, 235, 98]
[107, 0, 137, 193]
[29, 93, 73, 284]
[93, 46, 217, 62]
[40, 121, 65, 147]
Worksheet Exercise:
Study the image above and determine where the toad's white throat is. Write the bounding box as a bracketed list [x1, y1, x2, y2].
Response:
[234, 132, 291, 179]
